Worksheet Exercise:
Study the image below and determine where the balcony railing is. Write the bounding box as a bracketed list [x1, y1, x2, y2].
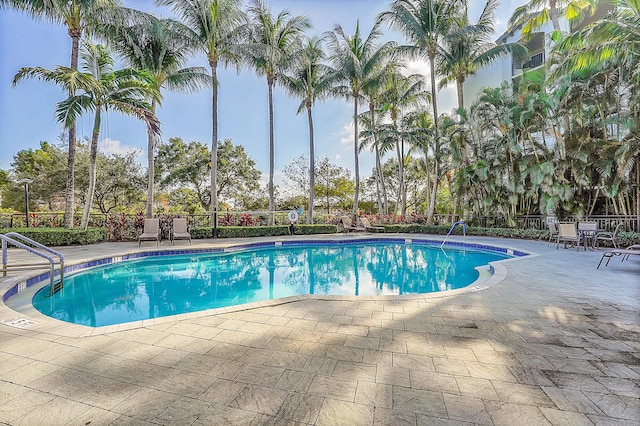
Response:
[512, 51, 545, 76]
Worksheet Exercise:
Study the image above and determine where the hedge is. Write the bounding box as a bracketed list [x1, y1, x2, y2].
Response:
[0, 228, 106, 246]
[294, 224, 339, 235]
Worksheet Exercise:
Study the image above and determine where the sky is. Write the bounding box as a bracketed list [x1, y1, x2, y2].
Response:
[0, 0, 519, 189]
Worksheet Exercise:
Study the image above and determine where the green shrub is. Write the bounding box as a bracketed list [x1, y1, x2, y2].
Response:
[0, 228, 105, 246]
[294, 224, 339, 235]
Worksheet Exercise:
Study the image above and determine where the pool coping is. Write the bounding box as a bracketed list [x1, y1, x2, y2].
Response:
[0, 236, 536, 337]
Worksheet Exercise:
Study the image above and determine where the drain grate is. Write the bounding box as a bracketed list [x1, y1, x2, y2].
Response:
[3, 318, 37, 328]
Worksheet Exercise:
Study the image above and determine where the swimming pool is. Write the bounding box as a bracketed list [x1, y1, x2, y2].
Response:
[31, 239, 521, 327]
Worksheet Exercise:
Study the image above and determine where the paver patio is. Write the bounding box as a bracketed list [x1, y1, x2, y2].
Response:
[0, 234, 638, 425]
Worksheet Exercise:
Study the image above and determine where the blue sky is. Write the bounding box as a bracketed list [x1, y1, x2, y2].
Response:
[0, 0, 518, 188]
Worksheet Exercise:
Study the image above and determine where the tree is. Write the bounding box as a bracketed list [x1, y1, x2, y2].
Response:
[280, 36, 335, 223]
[92, 151, 146, 214]
[2, 0, 122, 227]
[326, 20, 393, 219]
[314, 157, 355, 214]
[380, 0, 463, 224]
[245, 0, 311, 225]
[104, 13, 210, 218]
[508, 0, 596, 37]
[14, 41, 160, 229]
[157, 0, 247, 224]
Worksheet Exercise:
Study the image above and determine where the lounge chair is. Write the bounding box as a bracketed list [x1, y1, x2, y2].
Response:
[556, 222, 583, 251]
[340, 216, 365, 233]
[546, 222, 558, 246]
[597, 245, 640, 269]
[360, 217, 384, 233]
[595, 222, 623, 249]
[171, 218, 191, 245]
[138, 218, 160, 247]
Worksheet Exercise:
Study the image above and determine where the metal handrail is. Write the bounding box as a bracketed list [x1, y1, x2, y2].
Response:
[441, 221, 467, 248]
[1, 233, 64, 295]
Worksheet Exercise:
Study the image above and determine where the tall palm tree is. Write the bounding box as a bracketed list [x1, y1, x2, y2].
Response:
[245, 0, 311, 225]
[280, 37, 335, 223]
[13, 42, 160, 230]
[157, 0, 247, 225]
[380, 0, 464, 224]
[509, 0, 597, 37]
[2, 0, 122, 228]
[439, 0, 527, 110]
[326, 20, 394, 219]
[104, 13, 210, 218]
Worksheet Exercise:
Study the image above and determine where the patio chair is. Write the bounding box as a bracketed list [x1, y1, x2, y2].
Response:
[546, 222, 559, 246]
[360, 217, 385, 233]
[340, 215, 365, 233]
[597, 244, 640, 269]
[595, 222, 623, 249]
[556, 222, 583, 251]
[171, 218, 191, 245]
[138, 218, 160, 247]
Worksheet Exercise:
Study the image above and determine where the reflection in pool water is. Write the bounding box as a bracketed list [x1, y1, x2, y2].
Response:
[33, 242, 510, 327]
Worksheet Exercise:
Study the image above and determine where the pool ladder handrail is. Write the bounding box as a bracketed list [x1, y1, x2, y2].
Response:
[440, 221, 467, 248]
[1, 232, 65, 295]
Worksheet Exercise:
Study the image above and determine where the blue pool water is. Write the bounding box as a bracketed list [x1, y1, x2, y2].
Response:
[33, 242, 512, 327]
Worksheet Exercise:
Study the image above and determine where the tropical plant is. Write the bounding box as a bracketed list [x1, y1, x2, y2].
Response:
[102, 12, 210, 218]
[2, 0, 123, 227]
[280, 36, 335, 223]
[245, 0, 311, 225]
[157, 0, 247, 224]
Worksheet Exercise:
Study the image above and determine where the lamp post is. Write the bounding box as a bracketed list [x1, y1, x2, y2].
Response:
[17, 178, 33, 227]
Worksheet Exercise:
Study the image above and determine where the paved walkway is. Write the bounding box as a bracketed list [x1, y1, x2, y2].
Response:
[0, 235, 638, 425]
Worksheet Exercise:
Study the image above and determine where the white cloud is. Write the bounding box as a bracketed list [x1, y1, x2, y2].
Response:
[335, 154, 343, 161]
[99, 138, 141, 157]
[337, 121, 354, 145]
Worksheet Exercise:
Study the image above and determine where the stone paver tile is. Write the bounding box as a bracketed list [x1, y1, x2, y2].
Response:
[316, 398, 373, 426]
[406, 341, 446, 357]
[112, 388, 180, 422]
[229, 384, 289, 416]
[264, 337, 306, 353]
[587, 414, 640, 426]
[148, 348, 188, 368]
[485, 400, 552, 425]
[0, 388, 56, 423]
[376, 365, 410, 387]
[157, 370, 215, 398]
[367, 326, 394, 340]
[194, 403, 257, 425]
[373, 407, 416, 425]
[206, 358, 245, 380]
[416, 414, 474, 425]
[262, 351, 309, 371]
[11, 396, 91, 426]
[464, 361, 518, 383]
[508, 365, 555, 386]
[539, 407, 595, 425]
[443, 346, 478, 361]
[73, 406, 123, 425]
[308, 375, 358, 401]
[546, 357, 604, 375]
[455, 376, 499, 400]
[393, 353, 435, 372]
[379, 337, 409, 353]
[583, 391, 640, 421]
[155, 396, 211, 424]
[545, 371, 610, 393]
[155, 333, 199, 349]
[2, 360, 62, 387]
[514, 353, 556, 370]
[541, 387, 604, 416]
[591, 362, 640, 380]
[344, 335, 380, 350]
[199, 378, 246, 405]
[332, 360, 377, 381]
[355, 380, 392, 408]
[433, 357, 469, 376]
[443, 393, 492, 425]
[491, 381, 555, 407]
[392, 386, 447, 416]
[302, 356, 337, 375]
[411, 370, 459, 394]
[212, 329, 253, 345]
[286, 318, 318, 330]
[325, 345, 365, 362]
[273, 369, 314, 393]
[235, 364, 285, 387]
[593, 376, 640, 398]
[277, 392, 324, 424]
[288, 328, 324, 343]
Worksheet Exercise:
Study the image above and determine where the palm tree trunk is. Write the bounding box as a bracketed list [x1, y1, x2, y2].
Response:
[64, 31, 81, 228]
[352, 97, 360, 219]
[549, 0, 561, 32]
[211, 63, 219, 226]
[146, 99, 158, 218]
[81, 108, 101, 230]
[426, 54, 440, 225]
[268, 78, 275, 226]
[307, 103, 315, 224]
[374, 143, 385, 215]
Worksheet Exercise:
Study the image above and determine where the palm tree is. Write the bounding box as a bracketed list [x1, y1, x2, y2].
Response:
[13, 42, 160, 230]
[2, 0, 122, 228]
[326, 20, 394, 219]
[280, 37, 335, 223]
[157, 0, 247, 225]
[380, 0, 463, 224]
[439, 0, 527, 110]
[103, 13, 210, 218]
[508, 0, 596, 36]
[245, 0, 311, 225]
